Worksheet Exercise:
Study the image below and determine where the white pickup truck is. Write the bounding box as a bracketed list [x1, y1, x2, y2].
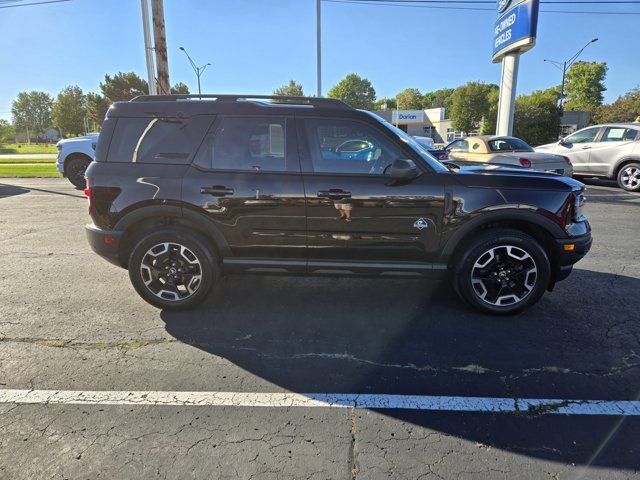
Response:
[56, 134, 97, 188]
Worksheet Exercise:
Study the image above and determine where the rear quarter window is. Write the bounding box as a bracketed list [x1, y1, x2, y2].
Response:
[105, 115, 214, 164]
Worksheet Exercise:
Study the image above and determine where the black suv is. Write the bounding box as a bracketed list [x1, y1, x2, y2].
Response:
[85, 94, 592, 315]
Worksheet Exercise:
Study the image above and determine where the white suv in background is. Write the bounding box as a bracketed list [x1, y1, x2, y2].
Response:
[536, 123, 640, 192]
[56, 134, 98, 188]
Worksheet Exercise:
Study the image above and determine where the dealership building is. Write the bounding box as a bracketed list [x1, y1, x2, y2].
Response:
[371, 108, 590, 145]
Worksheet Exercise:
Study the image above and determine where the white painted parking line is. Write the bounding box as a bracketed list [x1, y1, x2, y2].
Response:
[1, 390, 639, 415]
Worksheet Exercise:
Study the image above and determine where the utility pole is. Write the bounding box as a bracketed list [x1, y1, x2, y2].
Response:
[140, 0, 157, 95]
[544, 38, 598, 114]
[316, 0, 321, 97]
[151, 0, 170, 95]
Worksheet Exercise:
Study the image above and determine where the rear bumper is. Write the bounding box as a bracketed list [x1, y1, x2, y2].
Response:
[85, 224, 123, 267]
[553, 232, 593, 282]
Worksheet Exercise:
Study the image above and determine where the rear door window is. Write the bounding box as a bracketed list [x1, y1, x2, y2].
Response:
[106, 115, 214, 164]
[600, 127, 638, 142]
[194, 116, 297, 172]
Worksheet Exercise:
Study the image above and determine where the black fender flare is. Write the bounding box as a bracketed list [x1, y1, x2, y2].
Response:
[438, 208, 566, 263]
[113, 204, 232, 257]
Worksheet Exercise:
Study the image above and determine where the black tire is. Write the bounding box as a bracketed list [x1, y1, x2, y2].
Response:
[452, 229, 551, 315]
[66, 156, 90, 189]
[128, 228, 219, 310]
[616, 163, 640, 192]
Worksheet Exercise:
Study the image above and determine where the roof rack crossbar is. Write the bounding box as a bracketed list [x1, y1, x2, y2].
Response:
[129, 94, 352, 109]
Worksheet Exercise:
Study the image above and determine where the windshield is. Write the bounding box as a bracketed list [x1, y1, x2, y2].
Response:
[488, 137, 533, 152]
[363, 111, 449, 173]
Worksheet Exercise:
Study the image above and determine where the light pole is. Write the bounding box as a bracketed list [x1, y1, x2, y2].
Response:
[544, 38, 598, 113]
[178, 46, 211, 97]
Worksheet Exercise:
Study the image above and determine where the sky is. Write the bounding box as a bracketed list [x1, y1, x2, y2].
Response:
[0, 0, 639, 121]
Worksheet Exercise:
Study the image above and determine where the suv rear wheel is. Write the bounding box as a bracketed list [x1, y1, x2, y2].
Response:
[453, 229, 550, 315]
[128, 229, 218, 310]
[617, 163, 640, 192]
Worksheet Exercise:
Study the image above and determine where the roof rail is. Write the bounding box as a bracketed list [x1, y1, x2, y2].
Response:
[129, 94, 352, 110]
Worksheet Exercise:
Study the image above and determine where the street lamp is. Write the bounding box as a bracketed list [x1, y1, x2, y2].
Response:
[178, 46, 211, 97]
[544, 38, 598, 113]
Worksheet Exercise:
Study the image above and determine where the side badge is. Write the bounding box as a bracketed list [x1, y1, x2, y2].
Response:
[413, 218, 429, 230]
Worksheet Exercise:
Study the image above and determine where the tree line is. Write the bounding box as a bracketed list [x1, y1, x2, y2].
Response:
[5, 72, 189, 142]
[274, 61, 638, 146]
[4, 61, 638, 147]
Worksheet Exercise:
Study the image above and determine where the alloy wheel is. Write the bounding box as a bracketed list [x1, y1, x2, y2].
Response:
[620, 166, 640, 190]
[470, 245, 538, 307]
[139, 242, 203, 301]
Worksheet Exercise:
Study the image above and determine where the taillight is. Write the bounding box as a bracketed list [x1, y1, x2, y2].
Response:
[562, 155, 572, 165]
[84, 178, 93, 214]
[519, 158, 532, 168]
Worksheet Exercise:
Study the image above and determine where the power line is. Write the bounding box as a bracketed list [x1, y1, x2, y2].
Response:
[0, 0, 71, 9]
[337, 0, 640, 3]
[325, 0, 640, 12]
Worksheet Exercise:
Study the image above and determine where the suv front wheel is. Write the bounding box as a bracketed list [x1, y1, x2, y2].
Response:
[128, 229, 218, 310]
[66, 156, 91, 189]
[453, 229, 551, 315]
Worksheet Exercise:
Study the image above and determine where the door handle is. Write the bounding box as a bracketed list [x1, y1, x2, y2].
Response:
[201, 185, 234, 196]
[581, 146, 591, 150]
[317, 189, 351, 200]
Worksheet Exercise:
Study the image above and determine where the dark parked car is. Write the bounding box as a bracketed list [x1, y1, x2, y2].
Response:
[85, 94, 592, 315]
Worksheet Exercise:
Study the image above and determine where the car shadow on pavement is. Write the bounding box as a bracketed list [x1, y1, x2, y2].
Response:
[160, 268, 640, 470]
[0, 182, 86, 199]
[0, 183, 30, 198]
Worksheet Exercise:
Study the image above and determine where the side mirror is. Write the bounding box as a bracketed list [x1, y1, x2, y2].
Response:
[558, 136, 566, 145]
[389, 159, 418, 182]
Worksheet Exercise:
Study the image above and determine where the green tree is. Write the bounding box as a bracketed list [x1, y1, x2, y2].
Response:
[171, 82, 190, 94]
[273, 80, 304, 97]
[480, 88, 501, 135]
[52, 85, 86, 137]
[395, 88, 423, 110]
[422, 88, 455, 110]
[375, 97, 397, 110]
[593, 88, 640, 124]
[449, 82, 497, 133]
[513, 89, 562, 146]
[100, 72, 148, 102]
[11, 91, 53, 142]
[327, 73, 376, 109]
[564, 61, 607, 113]
[0, 119, 15, 142]
[86, 93, 111, 129]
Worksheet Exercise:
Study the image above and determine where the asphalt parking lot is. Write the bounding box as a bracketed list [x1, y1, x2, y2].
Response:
[1, 178, 639, 479]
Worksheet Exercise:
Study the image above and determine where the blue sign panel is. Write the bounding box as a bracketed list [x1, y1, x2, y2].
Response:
[492, 0, 539, 62]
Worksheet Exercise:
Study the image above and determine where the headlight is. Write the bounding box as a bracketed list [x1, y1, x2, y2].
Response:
[573, 191, 586, 221]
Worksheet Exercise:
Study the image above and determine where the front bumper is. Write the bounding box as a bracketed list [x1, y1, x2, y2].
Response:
[85, 224, 123, 267]
[553, 231, 593, 282]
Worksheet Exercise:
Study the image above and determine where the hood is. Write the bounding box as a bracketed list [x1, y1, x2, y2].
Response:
[534, 142, 557, 151]
[449, 163, 584, 191]
[58, 134, 99, 145]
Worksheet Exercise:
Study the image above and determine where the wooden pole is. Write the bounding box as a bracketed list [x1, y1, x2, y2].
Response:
[151, 0, 170, 94]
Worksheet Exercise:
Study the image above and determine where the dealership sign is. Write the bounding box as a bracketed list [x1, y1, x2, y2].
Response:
[392, 110, 425, 124]
[492, 0, 539, 63]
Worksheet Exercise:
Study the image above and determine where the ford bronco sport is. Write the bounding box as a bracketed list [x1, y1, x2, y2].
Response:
[85, 94, 592, 315]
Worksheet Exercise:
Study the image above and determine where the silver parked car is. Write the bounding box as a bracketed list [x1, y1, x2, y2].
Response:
[536, 123, 640, 192]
